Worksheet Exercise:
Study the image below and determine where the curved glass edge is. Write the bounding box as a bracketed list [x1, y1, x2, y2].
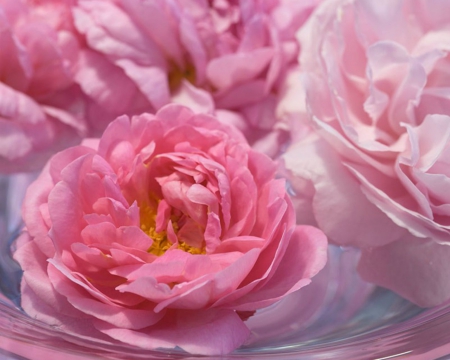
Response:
[0, 296, 449, 360]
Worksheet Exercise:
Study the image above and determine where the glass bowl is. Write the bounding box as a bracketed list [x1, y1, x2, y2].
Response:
[1, 174, 449, 360]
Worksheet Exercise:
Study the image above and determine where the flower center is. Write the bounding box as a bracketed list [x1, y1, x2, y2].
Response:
[139, 201, 206, 256]
[168, 62, 196, 91]
[140, 202, 172, 256]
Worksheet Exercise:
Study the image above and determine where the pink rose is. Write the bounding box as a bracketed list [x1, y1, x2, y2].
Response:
[71, 0, 321, 156]
[0, 0, 87, 173]
[14, 104, 327, 355]
[283, 0, 450, 307]
[0, 0, 157, 172]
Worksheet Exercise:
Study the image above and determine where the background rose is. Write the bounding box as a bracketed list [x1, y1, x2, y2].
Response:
[14, 104, 327, 355]
[0, 0, 88, 173]
[72, 0, 322, 156]
[283, 0, 450, 307]
[0, 0, 158, 173]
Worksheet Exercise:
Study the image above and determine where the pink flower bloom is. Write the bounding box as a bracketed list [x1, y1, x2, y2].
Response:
[14, 104, 327, 355]
[0, 0, 87, 173]
[283, 0, 450, 307]
[71, 0, 321, 156]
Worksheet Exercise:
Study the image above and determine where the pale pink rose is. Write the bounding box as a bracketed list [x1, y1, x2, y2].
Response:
[71, 0, 321, 156]
[283, 0, 450, 307]
[13, 104, 327, 355]
[0, 0, 87, 173]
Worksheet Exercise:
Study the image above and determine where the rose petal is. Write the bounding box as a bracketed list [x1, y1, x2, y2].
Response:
[95, 308, 250, 355]
[358, 235, 450, 307]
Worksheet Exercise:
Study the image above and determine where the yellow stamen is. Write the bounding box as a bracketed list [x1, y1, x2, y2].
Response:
[178, 240, 205, 255]
[139, 200, 206, 256]
[140, 202, 171, 256]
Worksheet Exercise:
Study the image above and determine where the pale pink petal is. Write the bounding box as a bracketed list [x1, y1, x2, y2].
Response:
[358, 235, 450, 307]
[348, 163, 450, 243]
[171, 80, 215, 114]
[282, 137, 407, 247]
[207, 49, 274, 90]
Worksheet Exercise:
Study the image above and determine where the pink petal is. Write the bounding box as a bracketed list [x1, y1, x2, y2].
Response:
[95, 308, 250, 355]
[226, 225, 327, 310]
[73, 1, 166, 66]
[42, 106, 87, 134]
[120, 0, 183, 63]
[178, 15, 207, 84]
[214, 235, 265, 253]
[48, 145, 96, 183]
[0, 120, 32, 160]
[215, 79, 267, 109]
[19, 281, 112, 345]
[65, 295, 164, 330]
[0, 82, 45, 124]
[74, 50, 139, 114]
[47, 181, 85, 254]
[115, 59, 169, 109]
[153, 250, 257, 311]
[13, 237, 79, 317]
